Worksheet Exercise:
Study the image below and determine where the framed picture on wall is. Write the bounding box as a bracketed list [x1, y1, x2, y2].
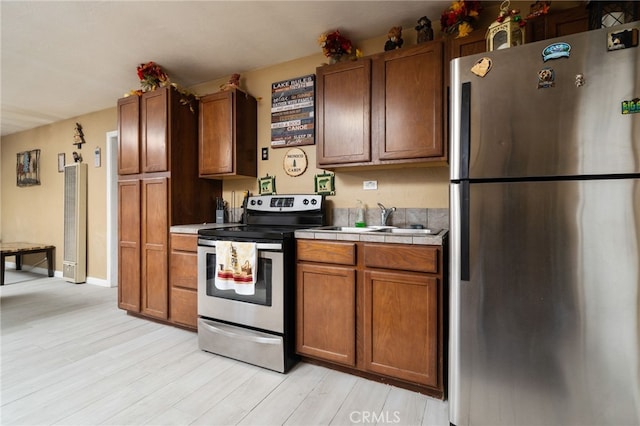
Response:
[258, 175, 276, 195]
[58, 153, 65, 172]
[16, 149, 41, 187]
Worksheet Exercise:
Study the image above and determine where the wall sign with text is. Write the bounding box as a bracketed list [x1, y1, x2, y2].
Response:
[270, 74, 315, 148]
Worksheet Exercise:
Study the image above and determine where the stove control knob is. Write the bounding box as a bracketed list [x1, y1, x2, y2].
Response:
[250, 200, 256, 205]
[311, 199, 317, 205]
[303, 199, 309, 205]
[257, 199, 263, 205]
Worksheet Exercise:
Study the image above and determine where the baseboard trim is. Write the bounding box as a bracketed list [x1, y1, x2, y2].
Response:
[3, 262, 115, 288]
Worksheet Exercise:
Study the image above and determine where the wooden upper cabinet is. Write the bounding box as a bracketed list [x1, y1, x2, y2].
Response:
[447, 29, 488, 61]
[526, 6, 589, 43]
[199, 88, 257, 178]
[117, 96, 140, 175]
[373, 41, 444, 161]
[118, 86, 181, 175]
[117, 85, 213, 226]
[317, 41, 445, 169]
[316, 59, 371, 166]
[545, 6, 589, 38]
[141, 88, 169, 173]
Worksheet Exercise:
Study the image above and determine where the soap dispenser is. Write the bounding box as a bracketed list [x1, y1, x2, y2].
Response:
[355, 200, 366, 227]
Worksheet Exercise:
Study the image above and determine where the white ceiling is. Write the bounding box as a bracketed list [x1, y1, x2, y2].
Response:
[1, 0, 450, 136]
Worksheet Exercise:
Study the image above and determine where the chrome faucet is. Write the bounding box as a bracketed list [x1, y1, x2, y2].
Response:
[378, 203, 396, 226]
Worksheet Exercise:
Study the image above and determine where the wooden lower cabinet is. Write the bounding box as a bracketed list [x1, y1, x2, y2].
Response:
[118, 177, 169, 319]
[363, 270, 439, 387]
[141, 178, 168, 319]
[296, 263, 356, 366]
[169, 233, 198, 328]
[296, 239, 444, 397]
[118, 180, 141, 312]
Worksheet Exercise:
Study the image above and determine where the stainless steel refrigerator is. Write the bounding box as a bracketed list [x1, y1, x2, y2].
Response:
[449, 22, 640, 425]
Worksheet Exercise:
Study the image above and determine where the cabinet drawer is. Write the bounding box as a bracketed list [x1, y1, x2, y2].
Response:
[170, 233, 197, 252]
[364, 244, 439, 274]
[170, 250, 197, 290]
[170, 287, 197, 328]
[297, 240, 356, 266]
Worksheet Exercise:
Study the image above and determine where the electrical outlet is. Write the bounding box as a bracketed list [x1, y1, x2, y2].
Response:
[261, 147, 269, 160]
[363, 180, 378, 190]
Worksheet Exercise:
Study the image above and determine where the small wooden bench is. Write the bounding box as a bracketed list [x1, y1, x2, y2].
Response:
[0, 243, 55, 286]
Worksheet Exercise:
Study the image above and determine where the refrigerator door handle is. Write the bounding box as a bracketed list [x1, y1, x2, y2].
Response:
[461, 180, 470, 281]
[460, 82, 471, 180]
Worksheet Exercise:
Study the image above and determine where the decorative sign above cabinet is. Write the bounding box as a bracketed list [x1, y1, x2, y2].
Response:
[270, 74, 315, 148]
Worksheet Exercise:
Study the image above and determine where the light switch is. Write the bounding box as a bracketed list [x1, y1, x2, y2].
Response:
[94, 147, 101, 167]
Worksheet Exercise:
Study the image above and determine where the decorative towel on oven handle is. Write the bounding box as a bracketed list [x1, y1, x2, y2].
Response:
[214, 241, 257, 295]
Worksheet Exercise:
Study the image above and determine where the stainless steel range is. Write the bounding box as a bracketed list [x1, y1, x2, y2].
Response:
[197, 194, 326, 372]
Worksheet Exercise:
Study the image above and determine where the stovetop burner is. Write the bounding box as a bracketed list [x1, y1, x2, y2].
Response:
[197, 194, 326, 242]
[199, 225, 306, 241]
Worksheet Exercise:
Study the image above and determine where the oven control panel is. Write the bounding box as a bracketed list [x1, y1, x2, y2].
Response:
[248, 194, 323, 212]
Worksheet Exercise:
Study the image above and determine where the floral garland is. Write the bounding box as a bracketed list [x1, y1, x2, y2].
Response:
[440, 1, 482, 38]
[126, 61, 197, 112]
[318, 30, 352, 58]
[137, 61, 169, 92]
[318, 30, 363, 63]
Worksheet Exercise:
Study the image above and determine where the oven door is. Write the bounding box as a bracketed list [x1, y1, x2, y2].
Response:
[197, 241, 284, 334]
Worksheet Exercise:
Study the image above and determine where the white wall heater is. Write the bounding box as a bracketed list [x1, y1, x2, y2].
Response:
[63, 163, 87, 283]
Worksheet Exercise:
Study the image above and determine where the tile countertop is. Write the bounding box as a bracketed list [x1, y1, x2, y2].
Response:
[170, 223, 241, 234]
[294, 227, 448, 246]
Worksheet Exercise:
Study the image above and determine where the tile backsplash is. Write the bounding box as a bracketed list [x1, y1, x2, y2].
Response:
[227, 206, 449, 230]
[330, 208, 449, 230]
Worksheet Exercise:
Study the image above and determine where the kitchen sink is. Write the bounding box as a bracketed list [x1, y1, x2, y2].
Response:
[376, 227, 440, 234]
[309, 226, 440, 235]
[312, 226, 377, 232]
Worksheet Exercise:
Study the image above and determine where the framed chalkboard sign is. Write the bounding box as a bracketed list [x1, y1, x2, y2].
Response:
[270, 74, 315, 148]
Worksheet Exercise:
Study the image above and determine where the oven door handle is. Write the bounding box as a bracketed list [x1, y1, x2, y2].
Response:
[198, 239, 282, 251]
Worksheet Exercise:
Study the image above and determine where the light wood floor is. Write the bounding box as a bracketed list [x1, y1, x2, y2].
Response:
[0, 270, 449, 426]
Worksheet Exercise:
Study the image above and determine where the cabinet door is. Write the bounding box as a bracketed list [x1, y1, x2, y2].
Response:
[141, 88, 168, 173]
[118, 180, 140, 311]
[296, 263, 356, 366]
[117, 96, 140, 175]
[545, 6, 588, 38]
[169, 234, 197, 290]
[363, 270, 440, 387]
[141, 178, 168, 319]
[527, 6, 589, 42]
[373, 42, 444, 161]
[317, 59, 371, 166]
[448, 29, 487, 60]
[199, 89, 257, 178]
[199, 91, 233, 175]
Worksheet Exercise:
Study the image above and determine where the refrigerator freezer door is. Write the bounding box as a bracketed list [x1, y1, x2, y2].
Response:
[450, 178, 640, 425]
[450, 23, 640, 181]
